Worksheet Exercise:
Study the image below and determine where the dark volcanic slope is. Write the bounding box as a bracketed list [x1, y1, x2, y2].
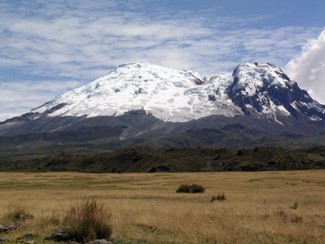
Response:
[0, 110, 325, 164]
[0, 62, 324, 159]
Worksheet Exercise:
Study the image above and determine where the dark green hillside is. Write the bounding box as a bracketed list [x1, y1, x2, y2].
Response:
[1, 146, 324, 172]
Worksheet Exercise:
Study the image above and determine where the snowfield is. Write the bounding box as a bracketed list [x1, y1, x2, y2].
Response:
[32, 62, 324, 123]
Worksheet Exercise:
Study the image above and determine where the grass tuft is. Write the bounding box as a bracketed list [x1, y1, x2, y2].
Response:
[211, 194, 226, 202]
[290, 202, 299, 210]
[5, 204, 33, 222]
[276, 210, 288, 222]
[64, 199, 112, 243]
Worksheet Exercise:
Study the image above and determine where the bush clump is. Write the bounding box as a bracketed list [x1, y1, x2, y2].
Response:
[176, 184, 205, 193]
[6, 204, 34, 222]
[210, 194, 226, 202]
[64, 199, 112, 243]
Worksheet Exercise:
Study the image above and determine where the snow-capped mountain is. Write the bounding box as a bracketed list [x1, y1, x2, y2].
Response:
[31, 62, 324, 124]
[229, 63, 325, 122]
[32, 63, 241, 122]
[1, 62, 325, 151]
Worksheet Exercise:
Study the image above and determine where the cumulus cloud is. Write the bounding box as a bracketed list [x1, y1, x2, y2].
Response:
[286, 29, 325, 104]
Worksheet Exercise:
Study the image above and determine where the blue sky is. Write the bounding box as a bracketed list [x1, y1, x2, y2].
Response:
[0, 0, 324, 121]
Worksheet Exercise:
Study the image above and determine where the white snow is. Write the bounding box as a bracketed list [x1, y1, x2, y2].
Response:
[32, 62, 324, 122]
[232, 62, 293, 96]
[32, 63, 242, 122]
[277, 105, 290, 116]
[306, 100, 325, 113]
[274, 116, 284, 125]
[309, 115, 322, 121]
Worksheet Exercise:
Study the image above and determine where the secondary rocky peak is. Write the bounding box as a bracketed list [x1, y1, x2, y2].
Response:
[226, 62, 325, 121]
[29, 62, 324, 124]
[231, 62, 293, 95]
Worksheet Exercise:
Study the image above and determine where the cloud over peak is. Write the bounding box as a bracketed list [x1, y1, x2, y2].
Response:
[0, 1, 324, 121]
[286, 29, 325, 104]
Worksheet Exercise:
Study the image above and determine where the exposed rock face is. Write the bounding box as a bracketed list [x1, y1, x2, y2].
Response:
[25, 62, 324, 124]
[228, 62, 324, 122]
[0, 62, 324, 154]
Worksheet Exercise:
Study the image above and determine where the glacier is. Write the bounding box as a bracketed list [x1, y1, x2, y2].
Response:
[32, 62, 324, 123]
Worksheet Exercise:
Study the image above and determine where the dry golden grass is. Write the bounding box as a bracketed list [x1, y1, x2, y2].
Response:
[0, 170, 324, 243]
[64, 199, 112, 242]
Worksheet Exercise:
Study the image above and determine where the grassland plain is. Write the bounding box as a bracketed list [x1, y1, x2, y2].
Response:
[0, 170, 324, 243]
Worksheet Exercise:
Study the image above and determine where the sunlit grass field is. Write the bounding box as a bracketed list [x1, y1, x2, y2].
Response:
[0, 170, 324, 243]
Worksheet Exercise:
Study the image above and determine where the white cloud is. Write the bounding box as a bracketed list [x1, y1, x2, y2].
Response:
[0, 80, 81, 122]
[0, 2, 318, 77]
[0, 1, 323, 121]
[286, 29, 325, 104]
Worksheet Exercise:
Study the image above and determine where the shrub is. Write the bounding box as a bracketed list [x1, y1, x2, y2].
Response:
[210, 194, 226, 202]
[176, 184, 190, 193]
[189, 184, 205, 193]
[290, 202, 299, 210]
[64, 199, 112, 243]
[176, 184, 205, 193]
[5, 204, 33, 222]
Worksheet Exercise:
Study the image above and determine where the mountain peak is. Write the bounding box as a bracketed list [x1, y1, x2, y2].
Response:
[228, 62, 324, 121]
[114, 62, 206, 84]
[30, 62, 324, 124]
[32, 62, 235, 122]
[115, 62, 167, 73]
[231, 62, 294, 96]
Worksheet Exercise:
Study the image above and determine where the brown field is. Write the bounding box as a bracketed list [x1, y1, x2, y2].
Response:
[0, 170, 324, 243]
